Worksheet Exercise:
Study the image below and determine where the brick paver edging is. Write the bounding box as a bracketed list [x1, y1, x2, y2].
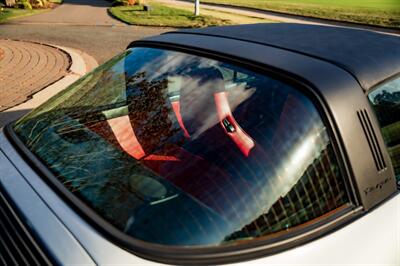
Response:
[0, 39, 71, 111]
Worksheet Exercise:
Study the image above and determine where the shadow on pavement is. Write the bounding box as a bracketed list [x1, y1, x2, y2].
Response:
[0, 109, 31, 128]
[58, 0, 112, 8]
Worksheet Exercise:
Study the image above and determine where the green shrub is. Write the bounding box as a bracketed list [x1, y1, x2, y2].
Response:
[22, 1, 32, 8]
[112, 0, 142, 6]
[31, 0, 43, 7]
[16, 0, 32, 9]
[111, 0, 128, 7]
[15, 0, 50, 9]
[31, 0, 50, 8]
[2, 0, 16, 7]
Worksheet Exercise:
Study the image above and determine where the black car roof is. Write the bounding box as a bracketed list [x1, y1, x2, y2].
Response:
[168, 23, 400, 90]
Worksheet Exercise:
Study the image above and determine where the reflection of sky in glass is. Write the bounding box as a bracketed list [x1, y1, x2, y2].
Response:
[14, 47, 343, 247]
[369, 78, 400, 102]
[220, 111, 328, 231]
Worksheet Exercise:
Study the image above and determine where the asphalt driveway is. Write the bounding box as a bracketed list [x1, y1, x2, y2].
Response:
[2, 0, 396, 64]
[1, 0, 172, 64]
[0, 0, 171, 127]
[0, 24, 171, 64]
[12, 0, 126, 26]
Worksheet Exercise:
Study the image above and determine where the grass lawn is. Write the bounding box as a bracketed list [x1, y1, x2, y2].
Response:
[155, 0, 275, 25]
[109, 3, 233, 27]
[200, 0, 400, 28]
[0, 8, 46, 23]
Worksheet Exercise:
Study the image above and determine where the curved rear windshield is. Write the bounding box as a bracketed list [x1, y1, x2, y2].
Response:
[13, 47, 349, 247]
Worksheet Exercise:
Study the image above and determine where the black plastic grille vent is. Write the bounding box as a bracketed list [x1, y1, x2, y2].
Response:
[357, 109, 386, 171]
[0, 185, 52, 265]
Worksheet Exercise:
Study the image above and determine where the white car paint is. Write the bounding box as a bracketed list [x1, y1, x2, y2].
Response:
[0, 130, 399, 265]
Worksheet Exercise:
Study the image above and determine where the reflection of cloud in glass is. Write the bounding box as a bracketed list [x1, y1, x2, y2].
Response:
[179, 78, 256, 139]
[228, 84, 256, 111]
[369, 78, 400, 102]
[279, 127, 327, 196]
[234, 125, 328, 231]
[138, 51, 217, 82]
[15, 46, 348, 246]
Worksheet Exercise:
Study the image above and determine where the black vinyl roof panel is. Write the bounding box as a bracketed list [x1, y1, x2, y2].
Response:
[170, 23, 400, 90]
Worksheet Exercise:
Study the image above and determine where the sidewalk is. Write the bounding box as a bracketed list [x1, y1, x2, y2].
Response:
[0, 39, 97, 127]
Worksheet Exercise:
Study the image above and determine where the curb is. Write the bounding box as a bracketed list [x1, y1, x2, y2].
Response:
[0, 42, 98, 126]
[107, 7, 132, 26]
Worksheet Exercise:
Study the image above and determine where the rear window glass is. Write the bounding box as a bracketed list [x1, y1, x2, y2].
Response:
[13, 47, 350, 247]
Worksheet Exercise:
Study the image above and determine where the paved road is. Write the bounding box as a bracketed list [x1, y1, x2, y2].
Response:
[0, 40, 70, 111]
[3, 0, 397, 65]
[0, 24, 171, 64]
[0, 0, 397, 123]
[0, 0, 170, 120]
[13, 0, 126, 26]
[1, 0, 172, 64]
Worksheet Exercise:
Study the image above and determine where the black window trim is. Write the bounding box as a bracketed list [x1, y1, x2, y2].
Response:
[4, 42, 363, 265]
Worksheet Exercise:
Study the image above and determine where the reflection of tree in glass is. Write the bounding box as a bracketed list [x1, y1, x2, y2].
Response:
[17, 52, 129, 123]
[125, 72, 181, 153]
[372, 90, 400, 127]
[371, 89, 400, 181]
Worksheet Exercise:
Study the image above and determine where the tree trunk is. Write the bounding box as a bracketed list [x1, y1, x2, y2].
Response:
[5, 0, 16, 7]
[194, 0, 200, 16]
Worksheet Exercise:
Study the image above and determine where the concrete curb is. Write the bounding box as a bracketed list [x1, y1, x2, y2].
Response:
[0, 43, 98, 126]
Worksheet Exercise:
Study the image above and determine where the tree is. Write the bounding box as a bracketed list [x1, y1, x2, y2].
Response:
[194, 0, 200, 16]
